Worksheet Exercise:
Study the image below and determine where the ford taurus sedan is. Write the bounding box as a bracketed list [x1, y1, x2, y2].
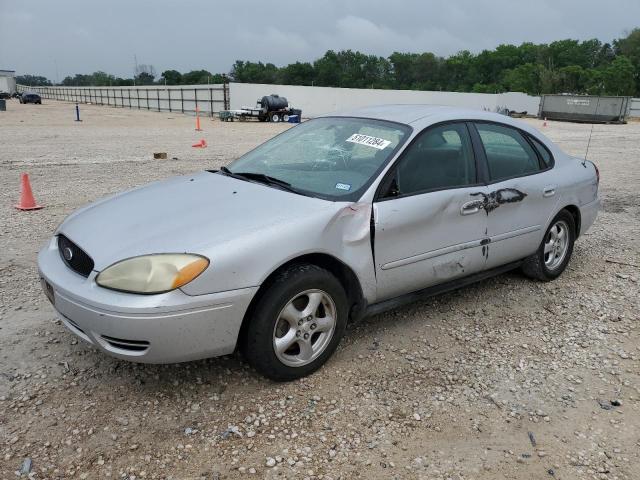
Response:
[38, 105, 600, 380]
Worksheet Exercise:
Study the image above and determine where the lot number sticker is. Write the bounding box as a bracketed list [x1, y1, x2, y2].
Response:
[346, 133, 392, 150]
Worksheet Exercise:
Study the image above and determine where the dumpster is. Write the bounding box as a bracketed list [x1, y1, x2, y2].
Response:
[539, 95, 631, 123]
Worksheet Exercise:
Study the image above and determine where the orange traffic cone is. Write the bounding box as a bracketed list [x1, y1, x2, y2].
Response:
[15, 173, 43, 210]
[192, 139, 207, 148]
[195, 106, 202, 131]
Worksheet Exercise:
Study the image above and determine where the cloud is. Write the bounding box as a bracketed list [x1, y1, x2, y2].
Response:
[1, 0, 639, 80]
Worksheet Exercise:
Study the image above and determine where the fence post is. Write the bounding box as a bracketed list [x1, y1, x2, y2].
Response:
[128, 89, 132, 108]
[167, 88, 171, 112]
[180, 88, 184, 113]
[157, 89, 160, 112]
[223, 75, 230, 110]
[146, 89, 149, 110]
[194, 88, 198, 114]
[137, 89, 140, 109]
[209, 87, 213, 117]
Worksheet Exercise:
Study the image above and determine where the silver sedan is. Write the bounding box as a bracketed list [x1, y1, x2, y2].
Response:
[38, 105, 600, 380]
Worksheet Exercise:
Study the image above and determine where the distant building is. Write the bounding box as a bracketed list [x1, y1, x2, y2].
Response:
[0, 70, 17, 94]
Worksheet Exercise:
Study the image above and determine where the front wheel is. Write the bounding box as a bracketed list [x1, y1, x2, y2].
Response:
[522, 209, 575, 281]
[240, 264, 348, 381]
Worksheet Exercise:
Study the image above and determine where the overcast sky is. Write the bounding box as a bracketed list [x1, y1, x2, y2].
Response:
[1, 0, 638, 81]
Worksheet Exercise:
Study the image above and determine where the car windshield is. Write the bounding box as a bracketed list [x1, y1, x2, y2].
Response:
[224, 117, 411, 200]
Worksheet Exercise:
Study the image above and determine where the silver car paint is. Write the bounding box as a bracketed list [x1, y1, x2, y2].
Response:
[38, 105, 599, 364]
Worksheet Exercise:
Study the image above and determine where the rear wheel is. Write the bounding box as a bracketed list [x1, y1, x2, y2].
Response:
[522, 210, 575, 281]
[240, 264, 348, 381]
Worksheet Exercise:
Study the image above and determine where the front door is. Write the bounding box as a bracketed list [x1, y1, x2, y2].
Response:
[373, 122, 488, 301]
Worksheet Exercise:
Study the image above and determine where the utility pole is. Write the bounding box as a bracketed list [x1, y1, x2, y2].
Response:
[133, 54, 138, 86]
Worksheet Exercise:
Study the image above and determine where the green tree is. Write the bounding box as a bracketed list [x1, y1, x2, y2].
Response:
[182, 69, 208, 84]
[502, 63, 541, 94]
[278, 62, 315, 85]
[558, 65, 586, 93]
[135, 72, 155, 85]
[16, 74, 52, 86]
[602, 56, 636, 95]
[160, 70, 182, 85]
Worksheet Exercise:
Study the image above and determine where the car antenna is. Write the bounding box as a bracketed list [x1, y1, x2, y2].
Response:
[583, 124, 595, 167]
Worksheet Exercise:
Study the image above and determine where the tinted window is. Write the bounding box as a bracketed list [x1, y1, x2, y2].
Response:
[476, 123, 541, 181]
[228, 117, 410, 200]
[529, 136, 553, 168]
[394, 123, 476, 195]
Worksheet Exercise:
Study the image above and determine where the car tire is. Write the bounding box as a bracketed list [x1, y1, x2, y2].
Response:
[522, 209, 575, 281]
[240, 264, 348, 381]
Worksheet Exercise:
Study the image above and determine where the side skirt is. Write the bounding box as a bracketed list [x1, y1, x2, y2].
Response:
[362, 260, 523, 318]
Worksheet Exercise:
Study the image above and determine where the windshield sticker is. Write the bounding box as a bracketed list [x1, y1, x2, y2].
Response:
[335, 182, 352, 191]
[346, 133, 392, 150]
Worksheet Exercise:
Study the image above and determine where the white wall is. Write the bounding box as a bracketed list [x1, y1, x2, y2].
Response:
[230, 83, 541, 117]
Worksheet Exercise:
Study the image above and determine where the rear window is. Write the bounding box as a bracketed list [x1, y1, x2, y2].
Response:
[476, 123, 542, 182]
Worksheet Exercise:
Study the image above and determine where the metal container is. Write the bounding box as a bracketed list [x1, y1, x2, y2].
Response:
[259, 94, 288, 112]
[630, 98, 640, 119]
[539, 95, 631, 123]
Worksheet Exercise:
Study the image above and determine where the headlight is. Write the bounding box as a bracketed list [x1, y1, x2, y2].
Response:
[96, 254, 209, 294]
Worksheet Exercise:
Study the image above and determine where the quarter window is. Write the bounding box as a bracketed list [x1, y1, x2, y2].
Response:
[529, 136, 553, 168]
[476, 123, 541, 182]
[393, 123, 476, 196]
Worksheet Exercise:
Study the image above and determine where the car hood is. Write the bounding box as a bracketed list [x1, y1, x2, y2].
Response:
[58, 171, 337, 270]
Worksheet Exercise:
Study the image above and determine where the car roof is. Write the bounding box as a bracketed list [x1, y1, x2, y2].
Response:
[325, 104, 531, 129]
[323, 104, 549, 143]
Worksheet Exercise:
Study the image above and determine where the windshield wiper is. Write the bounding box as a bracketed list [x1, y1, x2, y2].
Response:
[219, 167, 300, 194]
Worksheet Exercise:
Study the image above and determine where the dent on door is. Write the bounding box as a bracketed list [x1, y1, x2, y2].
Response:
[469, 187, 529, 260]
[373, 189, 488, 300]
[470, 188, 528, 214]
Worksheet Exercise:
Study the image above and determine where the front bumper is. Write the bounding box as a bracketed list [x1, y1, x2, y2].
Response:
[38, 237, 258, 363]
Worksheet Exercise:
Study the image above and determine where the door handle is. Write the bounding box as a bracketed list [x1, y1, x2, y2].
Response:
[543, 185, 556, 197]
[461, 200, 483, 215]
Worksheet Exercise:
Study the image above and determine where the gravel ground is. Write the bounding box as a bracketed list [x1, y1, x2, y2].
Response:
[0, 100, 638, 480]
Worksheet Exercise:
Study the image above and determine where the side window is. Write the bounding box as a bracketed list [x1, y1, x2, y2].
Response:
[476, 123, 541, 182]
[394, 123, 476, 196]
[529, 136, 553, 168]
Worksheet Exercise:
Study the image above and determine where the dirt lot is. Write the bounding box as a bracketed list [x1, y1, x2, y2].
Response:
[1, 100, 638, 480]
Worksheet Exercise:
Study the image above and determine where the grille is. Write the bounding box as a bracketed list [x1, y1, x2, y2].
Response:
[58, 235, 94, 277]
[100, 335, 150, 352]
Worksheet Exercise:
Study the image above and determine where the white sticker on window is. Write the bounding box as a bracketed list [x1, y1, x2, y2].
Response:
[346, 133, 391, 150]
[335, 182, 352, 191]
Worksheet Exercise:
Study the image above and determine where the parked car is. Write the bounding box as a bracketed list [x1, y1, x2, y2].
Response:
[20, 92, 41, 104]
[38, 105, 600, 380]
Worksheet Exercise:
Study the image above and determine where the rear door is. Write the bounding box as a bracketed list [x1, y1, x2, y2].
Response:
[373, 122, 488, 301]
[471, 122, 558, 269]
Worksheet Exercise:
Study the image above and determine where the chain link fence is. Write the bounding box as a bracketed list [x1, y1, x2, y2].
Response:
[17, 83, 230, 116]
